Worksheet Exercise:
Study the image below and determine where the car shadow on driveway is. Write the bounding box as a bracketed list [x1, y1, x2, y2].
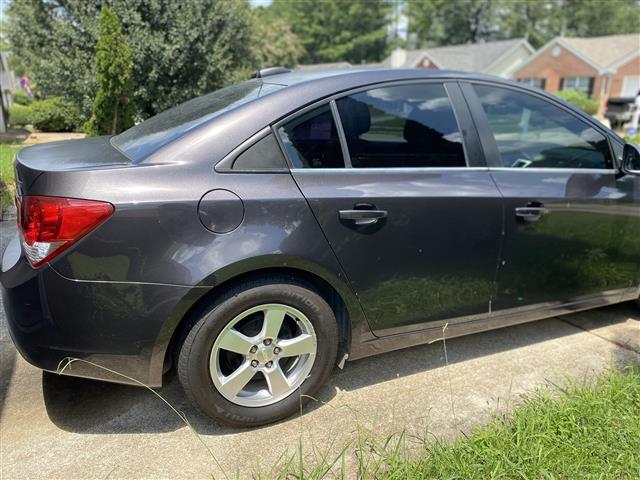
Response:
[41, 302, 639, 436]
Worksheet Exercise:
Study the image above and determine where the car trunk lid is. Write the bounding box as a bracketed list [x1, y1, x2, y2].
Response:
[14, 136, 130, 194]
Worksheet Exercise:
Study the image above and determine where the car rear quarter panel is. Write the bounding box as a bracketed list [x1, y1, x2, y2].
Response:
[20, 161, 366, 384]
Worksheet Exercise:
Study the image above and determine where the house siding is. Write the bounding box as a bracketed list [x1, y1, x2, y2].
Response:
[513, 43, 601, 95]
[486, 43, 534, 78]
[610, 54, 640, 97]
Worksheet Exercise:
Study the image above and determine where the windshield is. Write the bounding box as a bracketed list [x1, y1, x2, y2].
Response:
[112, 79, 283, 161]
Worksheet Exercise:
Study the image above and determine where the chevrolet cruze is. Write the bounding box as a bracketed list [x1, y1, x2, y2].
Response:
[2, 68, 640, 426]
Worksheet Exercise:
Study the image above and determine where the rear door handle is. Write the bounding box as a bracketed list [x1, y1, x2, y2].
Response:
[339, 209, 387, 226]
[515, 206, 548, 223]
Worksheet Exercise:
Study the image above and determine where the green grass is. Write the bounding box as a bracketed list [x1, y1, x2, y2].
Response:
[626, 132, 640, 144]
[0, 144, 23, 212]
[268, 364, 640, 479]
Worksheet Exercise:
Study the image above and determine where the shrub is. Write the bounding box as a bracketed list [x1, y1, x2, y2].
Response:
[8, 103, 33, 126]
[30, 98, 81, 132]
[13, 90, 34, 106]
[85, 5, 136, 136]
[555, 89, 600, 115]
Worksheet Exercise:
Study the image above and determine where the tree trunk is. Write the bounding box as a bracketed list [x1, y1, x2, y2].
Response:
[111, 99, 119, 135]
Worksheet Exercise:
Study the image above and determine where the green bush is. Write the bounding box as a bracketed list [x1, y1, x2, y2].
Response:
[625, 132, 640, 144]
[30, 98, 81, 132]
[12, 90, 34, 106]
[555, 89, 600, 115]
[8, 103, 33, 126]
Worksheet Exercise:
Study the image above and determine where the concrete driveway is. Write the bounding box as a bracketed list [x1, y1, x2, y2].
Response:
[1, 217, 639, 479]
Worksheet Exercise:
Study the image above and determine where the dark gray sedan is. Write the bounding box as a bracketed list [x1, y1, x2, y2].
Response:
[2, 68, 640, 427]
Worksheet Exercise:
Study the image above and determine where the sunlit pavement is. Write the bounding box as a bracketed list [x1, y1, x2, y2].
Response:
[1, 217, 639, 479]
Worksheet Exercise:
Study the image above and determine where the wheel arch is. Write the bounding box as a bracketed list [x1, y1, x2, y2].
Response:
[149, 261, 365, 385]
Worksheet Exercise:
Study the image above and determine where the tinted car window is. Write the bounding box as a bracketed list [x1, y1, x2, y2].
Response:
[232, 133, 288, 171]
[278, 104, 344, 168]
[112, 80, 283, 161]
[335, 83, 466, 168]
[473, 85, 613, 169]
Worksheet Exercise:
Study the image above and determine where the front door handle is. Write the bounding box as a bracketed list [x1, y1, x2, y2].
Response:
[515, 206, 548, 223]
[339, 208, 387, 226]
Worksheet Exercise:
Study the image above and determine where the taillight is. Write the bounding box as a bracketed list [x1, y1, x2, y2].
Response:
[18, 196, 114, 268]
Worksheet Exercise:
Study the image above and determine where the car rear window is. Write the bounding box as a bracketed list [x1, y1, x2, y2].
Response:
[112, 80, 283, 161]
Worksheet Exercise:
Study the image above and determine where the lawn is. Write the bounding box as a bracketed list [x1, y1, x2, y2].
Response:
[270, 364, 640, 479]
[0, 144, 22, 213]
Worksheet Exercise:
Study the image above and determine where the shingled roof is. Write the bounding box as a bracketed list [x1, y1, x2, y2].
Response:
[560, 34, 640, 69]
[380, 38, 533, 72]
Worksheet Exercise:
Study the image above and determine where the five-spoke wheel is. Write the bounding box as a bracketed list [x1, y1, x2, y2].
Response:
[210, 304, 317, 406]
[178, 278, 338, 426]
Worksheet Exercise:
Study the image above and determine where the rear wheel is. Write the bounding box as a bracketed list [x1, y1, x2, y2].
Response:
[178, 278, 338, 426]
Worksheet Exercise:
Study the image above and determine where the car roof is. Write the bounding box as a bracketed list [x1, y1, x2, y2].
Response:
[262, 67, 496, 88]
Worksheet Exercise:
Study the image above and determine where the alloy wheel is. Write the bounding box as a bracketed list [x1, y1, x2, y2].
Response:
[209, 303, 317, 407]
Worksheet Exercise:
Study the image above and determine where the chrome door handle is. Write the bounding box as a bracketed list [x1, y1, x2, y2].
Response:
[515, 206, 548, 223]
[339, 209, 387, 226]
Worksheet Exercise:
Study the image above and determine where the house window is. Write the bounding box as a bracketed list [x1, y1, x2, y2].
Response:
[561, 76, 595, 95]
[518, 78, 546, 90]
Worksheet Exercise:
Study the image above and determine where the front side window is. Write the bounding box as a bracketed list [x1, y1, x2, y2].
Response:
[335, 83, 466, 168]
[561, 76, 594, 95]
[473, 85, 612, 170]
[278, 104, 344, 168]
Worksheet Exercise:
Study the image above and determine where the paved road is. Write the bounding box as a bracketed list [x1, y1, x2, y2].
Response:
[1, 217, 639, 479]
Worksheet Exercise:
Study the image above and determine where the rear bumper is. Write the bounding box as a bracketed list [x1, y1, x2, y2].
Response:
[1, 234, 197, 387]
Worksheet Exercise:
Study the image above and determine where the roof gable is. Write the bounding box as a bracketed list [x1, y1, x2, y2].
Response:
[382, 39, 533, 72]
[425, 39, 530, 72]
[561, 34, 640, 69]
[516, 34, 640, 75]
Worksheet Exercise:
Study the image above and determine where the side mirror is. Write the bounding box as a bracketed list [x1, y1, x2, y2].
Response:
[622, 143, 640, 175]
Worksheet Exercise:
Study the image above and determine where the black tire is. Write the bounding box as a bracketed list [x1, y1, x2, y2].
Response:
[177, 276, 338, 427]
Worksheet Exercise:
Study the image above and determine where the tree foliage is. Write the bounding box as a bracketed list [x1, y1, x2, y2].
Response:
[85, 5, 136, 135]
[5, 0, 639, 124]
[5, 0, 253, 119]
[250, 7, 305, 68]
[270, 0, 393, 64]
[408, 0, 640, 49]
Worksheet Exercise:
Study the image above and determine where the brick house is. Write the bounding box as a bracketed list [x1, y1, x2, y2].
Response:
[513, 34, 640, 111]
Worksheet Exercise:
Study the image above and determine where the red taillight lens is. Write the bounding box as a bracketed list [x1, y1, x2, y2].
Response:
[18, 196, 114, 268]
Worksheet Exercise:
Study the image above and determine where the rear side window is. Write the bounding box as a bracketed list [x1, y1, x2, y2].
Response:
[473, 85, 613, 169]
[232, 133, 287, 171]
[278, 104, 344, 168]
[335, 83, 466, 168]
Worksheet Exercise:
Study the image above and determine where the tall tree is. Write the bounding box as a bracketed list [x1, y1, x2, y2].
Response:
[407, 0, 500, 47]
[251, 7, 305, 68]
[5, 0, 253, 119]
[85, 5, 136, 135]
[408, 0, 640, 49]
[406, 0, 445, 47]
[270, 0, 393, 64]
[498, 1, 565, 48]
[561, 0, 640, 37]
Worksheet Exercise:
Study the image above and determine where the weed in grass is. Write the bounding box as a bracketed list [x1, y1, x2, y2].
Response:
[266, 363, 640, 479]
[55, 357, 640, 480]
[0, 144, 22, 213]
[56, 357, 229, 480]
